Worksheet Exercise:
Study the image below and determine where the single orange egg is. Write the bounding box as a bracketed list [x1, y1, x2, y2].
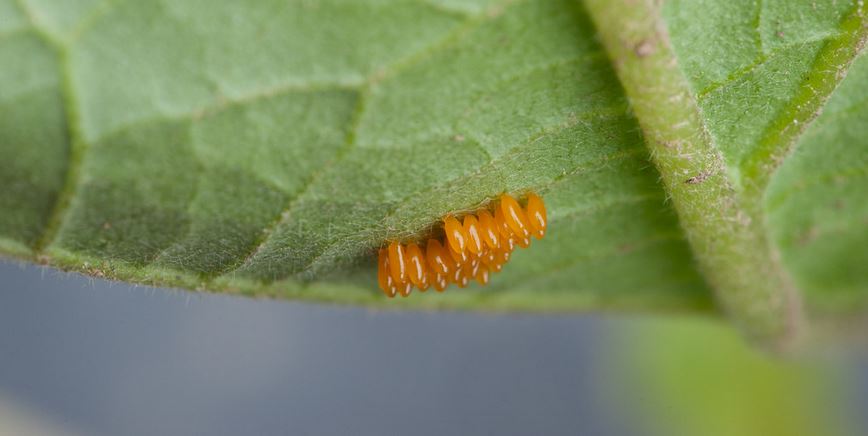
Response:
[417, 272, 430, 292]
[493, 205, 513, 238]
[432, 273, 448, 292]
[468, 258, 481, 277]
[462, 215, 484, 255]
[387, 242, 408, 285]
[526, 192, 547, 239]
[397, 281, 412, 297]
[405, 243, 428, 289]
[388, 281, 400, 297]
[443, 215, 467, 254]
[456, 272, 469, 288]
[425, 239, 451, 275]
[450, 265, 465, 286]
[502, 236, 516, 253]
[475, 210, 500, 250]
[500, 194, 531, 239]
[377, 249, 396, 298]
[474, 265, 490, 285]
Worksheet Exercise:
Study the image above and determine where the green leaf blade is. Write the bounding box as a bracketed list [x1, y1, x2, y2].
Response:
[766, 52, 868, 316]
[0, 0, 712, 313]
[0, 28, 68, 253]
[2, 0, 865, 330]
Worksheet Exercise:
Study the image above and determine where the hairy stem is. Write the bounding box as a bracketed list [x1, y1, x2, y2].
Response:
[584, 0, 805, 349]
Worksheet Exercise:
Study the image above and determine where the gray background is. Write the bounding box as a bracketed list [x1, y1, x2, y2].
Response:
[0, 259, 639, 436]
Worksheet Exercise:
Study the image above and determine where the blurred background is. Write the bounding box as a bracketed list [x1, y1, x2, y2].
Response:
[0, 259, 866, 436]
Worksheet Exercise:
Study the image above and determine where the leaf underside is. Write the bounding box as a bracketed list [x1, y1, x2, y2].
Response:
[0, 0, 865, 326]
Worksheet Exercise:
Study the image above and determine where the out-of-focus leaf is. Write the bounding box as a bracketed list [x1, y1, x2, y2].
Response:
[601, 318, 859, 436]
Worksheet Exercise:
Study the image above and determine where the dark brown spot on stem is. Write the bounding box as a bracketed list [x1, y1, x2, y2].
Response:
[685, 170, 711, 184]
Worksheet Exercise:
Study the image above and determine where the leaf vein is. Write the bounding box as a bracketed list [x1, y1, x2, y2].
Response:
[740, 3, 868, 198]
[215, 87, 369, 279]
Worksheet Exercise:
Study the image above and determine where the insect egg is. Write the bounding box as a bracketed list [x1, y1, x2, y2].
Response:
[475, 210, 500, 249]
[388, 281, 400, 297]
[443, 215, 467, 254]
[397, 281, 412, 297]
[451, 265, 465, 287]
[376, 191, 546, 297]
[405, 243, 428, 289]
[499, 194, 531, 239]
[526, 192, 547, 239]
[425, 239, 451, 275]
[456, 272, 469, 288]
[502, 236, 516, 254]
[462, 215, 484, 255]
[387, 242, 408, 285]
[495, 242, 512, 264]
[377, 249, 396, 297]
[493, 206, 513, 239]
[417, 273, 430, 292]
[433, 273, 448, 292]
[475, 265, 490, 285]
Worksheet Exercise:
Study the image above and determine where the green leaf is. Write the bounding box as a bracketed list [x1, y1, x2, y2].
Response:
[1, 0, 866, 343]
[586, 0, 868, 346]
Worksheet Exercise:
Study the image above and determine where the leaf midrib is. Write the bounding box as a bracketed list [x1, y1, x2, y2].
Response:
[585, 0, 867, 348]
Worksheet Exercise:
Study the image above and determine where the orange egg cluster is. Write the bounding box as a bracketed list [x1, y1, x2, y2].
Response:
[377, 193, 547, 297]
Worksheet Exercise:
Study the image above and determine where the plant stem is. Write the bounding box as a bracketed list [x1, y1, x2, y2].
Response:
[584, 0, 805, 349]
